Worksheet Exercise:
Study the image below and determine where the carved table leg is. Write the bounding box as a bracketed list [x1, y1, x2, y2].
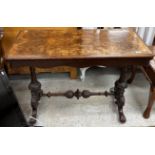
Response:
[114, 67, 129, 123]
[29, 67, 43, 125]
[143, 85, 155, 118]
[127, 66, 136, 84]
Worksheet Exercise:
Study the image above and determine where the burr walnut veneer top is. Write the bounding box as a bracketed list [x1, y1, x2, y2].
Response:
[5, 29, 153, 60]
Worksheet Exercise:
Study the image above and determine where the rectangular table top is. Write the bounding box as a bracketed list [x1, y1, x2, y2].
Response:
[4, 29, 153, 61]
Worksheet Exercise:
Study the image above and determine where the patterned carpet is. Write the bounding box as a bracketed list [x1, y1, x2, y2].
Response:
[10, 67, 155, 126]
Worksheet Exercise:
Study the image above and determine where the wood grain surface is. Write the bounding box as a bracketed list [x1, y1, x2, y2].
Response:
[5, 29, 153, 60]
[2, 27, 78, 78]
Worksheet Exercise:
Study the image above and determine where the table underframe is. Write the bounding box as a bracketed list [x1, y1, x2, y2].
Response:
[28, 66, 132, 125]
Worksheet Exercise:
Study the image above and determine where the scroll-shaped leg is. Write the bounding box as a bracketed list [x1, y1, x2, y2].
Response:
[29, 67, 43, 125]
[143, 85, 155, 118]
[114, 67, 129, 123]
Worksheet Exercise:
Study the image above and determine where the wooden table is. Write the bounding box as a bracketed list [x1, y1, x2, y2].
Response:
[4, 29, 153, 125]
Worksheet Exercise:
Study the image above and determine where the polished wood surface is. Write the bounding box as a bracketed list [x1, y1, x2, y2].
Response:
[5, 29, 152, 60]
[2, 27, 78, 78]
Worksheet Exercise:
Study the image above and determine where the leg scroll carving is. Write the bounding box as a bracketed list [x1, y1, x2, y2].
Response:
[114, 67, 130, 123]
[29, 67, 42, 125]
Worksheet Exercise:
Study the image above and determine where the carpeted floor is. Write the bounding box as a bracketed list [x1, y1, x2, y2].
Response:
[10, 67, 155, 126]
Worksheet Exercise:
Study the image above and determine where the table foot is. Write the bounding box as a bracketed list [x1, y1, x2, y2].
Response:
[29, 117, 37, 125]
[143, 108, 151, 119]
[118, 108, 126, 123]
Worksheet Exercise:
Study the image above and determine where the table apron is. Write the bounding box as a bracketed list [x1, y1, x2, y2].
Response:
[6, 57, 151, 68]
